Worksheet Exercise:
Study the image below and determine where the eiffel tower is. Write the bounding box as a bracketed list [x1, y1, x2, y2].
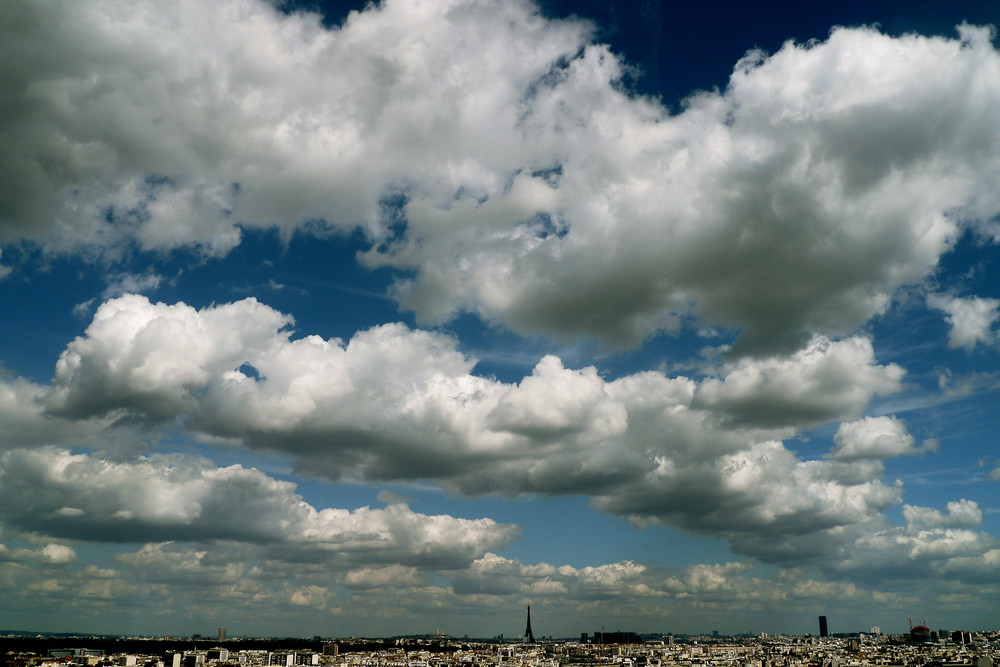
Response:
[524, 605, 535, 643]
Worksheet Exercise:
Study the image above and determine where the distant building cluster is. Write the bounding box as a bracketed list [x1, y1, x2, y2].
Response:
[581, 632, 643, 645]
[172, 649, 320, 667]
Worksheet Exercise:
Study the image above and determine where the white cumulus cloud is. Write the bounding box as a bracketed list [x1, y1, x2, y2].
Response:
[928, 293, 1000, 351]
[829, 416, 917, 461]
[695, 336, 904, 427]
[837, 500, 998, 583]
[903, 499, 983, 528]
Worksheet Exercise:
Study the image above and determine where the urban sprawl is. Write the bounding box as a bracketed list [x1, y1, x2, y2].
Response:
[5, 624, 999, 667]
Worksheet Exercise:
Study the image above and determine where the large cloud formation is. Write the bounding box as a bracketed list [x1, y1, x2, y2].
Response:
[42, 294, 913, 567]
[3, 0, 1000, 351]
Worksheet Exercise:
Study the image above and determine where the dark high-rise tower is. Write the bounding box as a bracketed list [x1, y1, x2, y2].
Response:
[524, 606, 535, 643]
[819, 616, 829, 638]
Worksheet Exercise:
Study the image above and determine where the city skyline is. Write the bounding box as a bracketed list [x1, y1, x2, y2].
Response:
[1, 0, 999, 638]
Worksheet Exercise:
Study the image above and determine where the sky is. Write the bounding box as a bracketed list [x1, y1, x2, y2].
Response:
[1, 0, 999, 640]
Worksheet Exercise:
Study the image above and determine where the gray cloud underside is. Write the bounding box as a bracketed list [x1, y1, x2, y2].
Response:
[3, 0, 1000, 351]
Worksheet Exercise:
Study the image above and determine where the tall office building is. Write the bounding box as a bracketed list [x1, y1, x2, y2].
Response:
[524, 606, 535, 644]
[218, 627, 226, 642]
[818, 616, 829, 638]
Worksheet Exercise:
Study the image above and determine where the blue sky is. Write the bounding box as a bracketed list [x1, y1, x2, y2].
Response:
[1, 0, 999, 639]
